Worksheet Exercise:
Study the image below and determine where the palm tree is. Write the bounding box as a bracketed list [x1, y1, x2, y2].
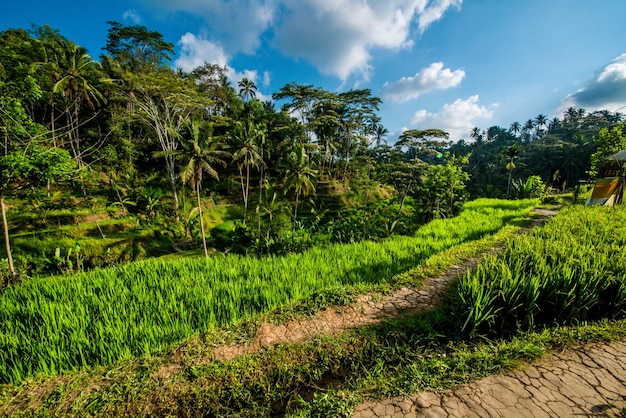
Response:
[374, 125, 389, 148]
[230, 119, 266, 222]
[534, 114, 548, 129]
[548, 117, 561, 132]
[509, 121, 521, 137]
[283, 143, 317, 232]
[470, 127, 482, 142]
[179, 118, 230, 258]
[51, 41, 107, 168]
[238, 77, 257, 101]
[564, 107, 578, 121]
[534, 114, 548, 138]
[506, 145, 518, 199]
[522, 119, 535, 141]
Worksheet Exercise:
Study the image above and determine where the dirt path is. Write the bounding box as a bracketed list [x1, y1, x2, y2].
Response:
[211, 208, 559, 361]
[212, 266, 467, 361]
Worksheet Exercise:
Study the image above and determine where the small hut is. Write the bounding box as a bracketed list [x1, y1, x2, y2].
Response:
[586, 150, 626, 206]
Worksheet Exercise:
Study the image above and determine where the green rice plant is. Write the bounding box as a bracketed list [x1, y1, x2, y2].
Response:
[455, 204, 626, 338]
[0, 198, 538, 384]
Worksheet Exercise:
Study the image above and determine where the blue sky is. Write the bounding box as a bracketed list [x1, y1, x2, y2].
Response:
[2, 0, 626, 142]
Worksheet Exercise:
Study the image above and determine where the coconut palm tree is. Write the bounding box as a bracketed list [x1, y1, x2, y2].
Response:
[51, 41, 107, 168]
[230, 119, 266, 222]
[374, 125, 389, 148]
[470, 127, 482, 142]
[509, 121, 521, 137]
[522, 119, 535, 141]
[179, 118, 230, 258]
[534, 114, 548, 129]
[283, 143, 317, 232]
[534, 114, 548, 138]
[238, 77, 257, 101]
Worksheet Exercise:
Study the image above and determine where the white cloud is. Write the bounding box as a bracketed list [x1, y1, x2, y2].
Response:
[272, 1, 421, 82]
[175, 32, 230, 72]
[262, 71, 271, 88]
[141, 0, 462, 82]
[122, 9, 142, 24]
[411, 95, 495, 141]
[381, 62, 465, 102]
[559, 53, 626, 114]
[142, 0, 274, 54]
[417, 0, 463, 33]
[272, 0, 464, 82]
[175, 33, 272, 101]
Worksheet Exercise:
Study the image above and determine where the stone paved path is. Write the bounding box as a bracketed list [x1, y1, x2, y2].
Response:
[353, 339, 626, 417]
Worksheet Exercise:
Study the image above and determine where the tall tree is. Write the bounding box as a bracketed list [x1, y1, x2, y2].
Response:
[335, 89, 382, 176]
[522, 119, 535, 142]
[395, 129, 449, 162]
[237, 77, 257, 101]
[534, 114, 548, 138]
[189, 63, 237, 120]
[179, 118, 230, 258]
[273, 82, 325, 143]
[230, 118, 266, 221]
[121, 68, 208, 219]
[509, 121, 521, 137]
[103, 21, 174, 71]
[51, 41, 107, 168]
[283, 143, 317, 231]
[470, 127, 482, 142]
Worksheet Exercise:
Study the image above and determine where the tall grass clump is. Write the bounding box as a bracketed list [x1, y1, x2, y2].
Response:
[0, 199, 537, 384]
[455, 204, 626, 338]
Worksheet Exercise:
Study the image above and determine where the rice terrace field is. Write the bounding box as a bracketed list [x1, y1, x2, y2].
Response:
[2, 3, 626, 415]
[2, 198, 626, 417]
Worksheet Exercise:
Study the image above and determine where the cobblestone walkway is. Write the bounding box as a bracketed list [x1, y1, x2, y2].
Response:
[353, 339, 626, 417]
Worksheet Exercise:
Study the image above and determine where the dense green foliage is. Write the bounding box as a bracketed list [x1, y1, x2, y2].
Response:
[454, 204, 626, 338]
[0, 22, 623, 274]
[0, 199, 536, 384]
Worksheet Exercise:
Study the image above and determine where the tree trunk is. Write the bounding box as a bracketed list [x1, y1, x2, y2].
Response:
[292, 190, 300, 234]
[257, 165, 264, 238]
[196, 182, 208, 258]
[245, 164, 251, 212]
[398, 177, 413, 216]
[239, 165, 248, 224]
[1, 195, 15, 276]
[507, 168, 513, 198]
[165, 154, 180, 221]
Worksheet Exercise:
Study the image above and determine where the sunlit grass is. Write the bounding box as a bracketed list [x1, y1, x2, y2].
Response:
[454, 204, 626, 338]
[0, 198, 537, 384]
